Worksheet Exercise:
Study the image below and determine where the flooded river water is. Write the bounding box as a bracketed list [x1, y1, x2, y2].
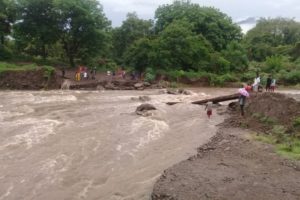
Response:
[0, 88, 297, 200]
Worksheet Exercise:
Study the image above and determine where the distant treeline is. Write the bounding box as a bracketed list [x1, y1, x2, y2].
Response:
[1, 0, 300, 85]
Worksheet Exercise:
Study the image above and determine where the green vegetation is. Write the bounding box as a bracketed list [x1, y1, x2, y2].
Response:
[0, 0, 300, 85]
[251, 113, 300, 160]
[0, 62, 55, 79]
[251, 112, 277, 125]
[0, 62, 38, 73]
[254, 134, 300, 160]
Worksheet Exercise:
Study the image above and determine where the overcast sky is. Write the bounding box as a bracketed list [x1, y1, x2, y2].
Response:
[100, 0, 300, 32]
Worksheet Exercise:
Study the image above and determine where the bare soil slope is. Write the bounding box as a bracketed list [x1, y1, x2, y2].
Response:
[0, 69, 61, 90]
[152, 128, 300, 200]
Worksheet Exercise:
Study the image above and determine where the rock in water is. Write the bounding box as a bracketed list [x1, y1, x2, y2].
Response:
[139, 96, 151, 102]
[136, 103, 156, 115]
[167, 88, 178, 95]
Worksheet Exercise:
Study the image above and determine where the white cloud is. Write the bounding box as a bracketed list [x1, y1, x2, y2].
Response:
[99, 0, 300, 29]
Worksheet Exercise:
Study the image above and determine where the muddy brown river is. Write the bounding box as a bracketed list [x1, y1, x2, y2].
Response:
[0, 88, 298, 200]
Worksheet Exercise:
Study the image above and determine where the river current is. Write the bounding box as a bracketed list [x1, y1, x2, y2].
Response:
[0, 88, 251, 200]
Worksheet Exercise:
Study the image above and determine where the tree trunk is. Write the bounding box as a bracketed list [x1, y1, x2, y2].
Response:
[191, 93, 240, 105]
[166, 93, 240, 106]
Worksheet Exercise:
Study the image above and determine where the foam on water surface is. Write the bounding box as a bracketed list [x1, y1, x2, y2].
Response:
[0, 118, 61, 150]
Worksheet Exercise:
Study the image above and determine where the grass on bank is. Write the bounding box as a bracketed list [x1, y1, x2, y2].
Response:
[254, 134, 300, 160]
[0, 62, 55, 79]
[253, 117, 300, 160]
[0, 62, 38, 73]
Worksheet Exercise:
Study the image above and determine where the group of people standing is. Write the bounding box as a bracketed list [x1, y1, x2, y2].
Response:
[252, 73, 276, 93]
[107, 69, 126, 79]
[205, 73, 277, 119]
[75, 66, 97, 81]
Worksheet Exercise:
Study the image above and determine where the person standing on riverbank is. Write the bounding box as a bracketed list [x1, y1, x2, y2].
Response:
[266, 75, 272, 92]
[205, 101, 213, 119]
[270, 78, 276, 92]
[252, 73, 260, 93]
[238, 88, 249, 116]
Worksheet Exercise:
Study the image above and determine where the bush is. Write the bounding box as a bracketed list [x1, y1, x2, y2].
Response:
[221, 73, 239, 82]
[240, 71, 256, 82]
[144, 68, 156, 83]
[293, 117, 300, 127]
[0, 46, 13, 60]
[265, 55, 283, 72]
[43, 66, 55, 79]
[281, 70, 300, 85]
[209, 74, 224, 86]
[272, 125, 287, 143]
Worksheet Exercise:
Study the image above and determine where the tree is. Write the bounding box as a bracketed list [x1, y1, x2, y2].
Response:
[0, 0, 16, 45]
[154, 0, 242, 51]
[14, 0, 59, 59]
[124, 20, 213, 72]
[124, 37, 156, 72]
[112, 12, 153, 64]
[245, 18, 300, 61]
[221, 41, 248, 72]
[54, 0, 110, 67]
[157, 20, 212, 71]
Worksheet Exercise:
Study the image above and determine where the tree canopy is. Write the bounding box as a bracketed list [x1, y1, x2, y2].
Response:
[112, 12, 153, 64]
[155, 0, 242, 51]
[0, 0, 16, 45]
[245, 18, 300, 61]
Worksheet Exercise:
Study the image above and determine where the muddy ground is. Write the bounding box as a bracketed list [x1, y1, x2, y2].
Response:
[152, 93, 300, 200]
[0, 68, 61, 90]
[152, 127, 300, 200]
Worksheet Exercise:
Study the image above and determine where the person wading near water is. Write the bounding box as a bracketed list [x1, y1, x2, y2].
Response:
[238, 88, 249, 116]
[205, 101, 213, 119]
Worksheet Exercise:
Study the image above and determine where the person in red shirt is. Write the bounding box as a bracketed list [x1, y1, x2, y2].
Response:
[245, 83, 252, 92]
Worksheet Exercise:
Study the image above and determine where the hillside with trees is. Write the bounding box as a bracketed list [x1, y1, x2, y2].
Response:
[1, 0, 300, 86]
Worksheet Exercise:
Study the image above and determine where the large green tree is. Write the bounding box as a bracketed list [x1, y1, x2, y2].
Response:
[221, 41, 248, 72]
[154, 0, 242, 51]
[157, 20, 212, 71]
[54, 0, 110, 67]
[124, 20, 213, 72]
[14, 0, 59, 59]
[245, 18, 300, 61]
[112, 12, 153, 64]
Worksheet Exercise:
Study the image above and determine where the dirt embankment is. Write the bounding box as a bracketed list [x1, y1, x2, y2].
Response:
[152, 93, 300, 200]
[224, 92, 300, 133]
[0, 69, 61, 90]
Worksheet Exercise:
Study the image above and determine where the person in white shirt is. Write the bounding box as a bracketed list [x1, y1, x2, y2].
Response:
[252, 73, 260, 92]
[270, 79, 276, 92]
